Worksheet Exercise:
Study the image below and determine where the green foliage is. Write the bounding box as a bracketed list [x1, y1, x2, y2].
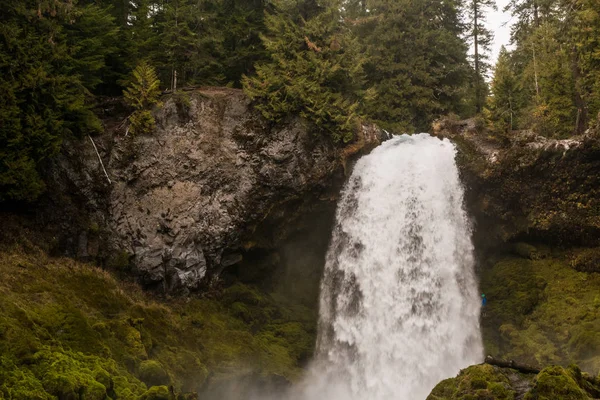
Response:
[128, 110, 157, 137]
[124, 61, 161, 136]
[487, 46, 524, 133]
[243, 0, 367, 143]
[0, 0, 110, 202]
[466, 0, 497, 113]
[124, 61, 161, 111]
[357, 0, 471, 132]
[489, 0, 600, 137]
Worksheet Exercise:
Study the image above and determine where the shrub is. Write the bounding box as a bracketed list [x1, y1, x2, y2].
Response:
[124, 61, 161, 136]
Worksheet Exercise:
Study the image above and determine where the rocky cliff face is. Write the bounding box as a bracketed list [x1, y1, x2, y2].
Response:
[433, 118, 600, 253]
[29, 88, 387, 292]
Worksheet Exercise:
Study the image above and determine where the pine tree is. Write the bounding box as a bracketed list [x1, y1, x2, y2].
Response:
[467, 0, 497, 114]
[568, 0, 600, 131]
[0, 0, 107, 202]
[243, 0, 368, 142]
[217, 0, 269, 86]
[488, 47, 522, 132]
[355, 0, 470, 132]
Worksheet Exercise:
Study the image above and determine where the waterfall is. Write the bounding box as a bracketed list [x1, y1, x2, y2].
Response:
[297, 134, 483, 400]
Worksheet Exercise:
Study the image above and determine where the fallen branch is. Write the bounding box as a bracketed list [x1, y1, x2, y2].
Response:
[88, 135, 112, 185]
[485, 355, 599, 386]
[116, 113, 133, 134]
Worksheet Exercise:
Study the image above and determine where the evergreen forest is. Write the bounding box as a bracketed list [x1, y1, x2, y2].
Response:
[2, 0, 599, 202]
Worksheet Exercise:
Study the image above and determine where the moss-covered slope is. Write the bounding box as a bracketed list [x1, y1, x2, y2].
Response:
[0, 245, 315, 399]
[428, 364, 600, 400]
[479, 251, 600, 374]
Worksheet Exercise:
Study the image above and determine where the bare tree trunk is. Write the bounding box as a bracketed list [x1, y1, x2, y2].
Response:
[474, 0, 481, 113]
[88, 135, 112, 185]
[571, 46, 588, 135]
[532, 44, 540, 100]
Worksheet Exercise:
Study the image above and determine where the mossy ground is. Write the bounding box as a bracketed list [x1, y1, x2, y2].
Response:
[428, 364, 600, 400]
[0, 244, 316, 399]
[479, 252, 600, 374]
[427, 364, 517, 400]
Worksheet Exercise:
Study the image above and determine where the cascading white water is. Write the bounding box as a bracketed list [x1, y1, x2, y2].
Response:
[297, 133, 483, 400]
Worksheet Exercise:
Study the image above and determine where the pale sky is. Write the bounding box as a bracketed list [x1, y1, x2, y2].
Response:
[486, 0, 514, 63]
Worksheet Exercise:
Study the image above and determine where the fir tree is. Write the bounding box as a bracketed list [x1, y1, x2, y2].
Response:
[243, 0, 368, 142]
[487, 47, 522, 132]
[0, 0, 107, 202]
[356, 0, 471, 132]
[467, 0, 497, 114]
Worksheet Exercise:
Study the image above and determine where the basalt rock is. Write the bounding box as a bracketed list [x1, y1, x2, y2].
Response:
[26, 88, 387, 292]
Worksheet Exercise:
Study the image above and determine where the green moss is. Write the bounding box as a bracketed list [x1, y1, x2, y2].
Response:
[0, 247, 315, 397]
[139, 360, 169, 387]
[427, 364, 516, 400]
[513, 243, 541, 260]
[140, 385, 172, 400]
[480, 255, 600, 372]
[524, 366, 587, 400]
[428, 364, 600, 399]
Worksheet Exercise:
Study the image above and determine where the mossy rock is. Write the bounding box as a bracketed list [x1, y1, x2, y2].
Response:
[571, 248, 600, 273]
[139, 360, 169, 387]
[513, 243, 541, 260]
[480, 255, 600, 372]
[0, 247, 316, 398]
[427, 364, 516, 400]
[524, 366, 588, 400]
[140, 385, 172, 400]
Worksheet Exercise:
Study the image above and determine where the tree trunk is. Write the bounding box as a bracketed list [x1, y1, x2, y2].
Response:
[474, 0, 481, 114]
[484, 355, 540, 374]
[571, 46, 588, 135]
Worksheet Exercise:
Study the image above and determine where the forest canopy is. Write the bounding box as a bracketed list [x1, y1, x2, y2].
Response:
[1, 0, 599, 202]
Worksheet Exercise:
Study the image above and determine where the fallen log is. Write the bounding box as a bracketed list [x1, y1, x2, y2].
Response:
[484, 355, 540, 374]
[484, 356, 600, 387]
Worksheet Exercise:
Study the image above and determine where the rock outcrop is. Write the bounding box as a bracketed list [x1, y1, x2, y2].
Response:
[433, 118, 600, 252]
[428, 363, 600, 400]
[32, 88, 387, 292]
